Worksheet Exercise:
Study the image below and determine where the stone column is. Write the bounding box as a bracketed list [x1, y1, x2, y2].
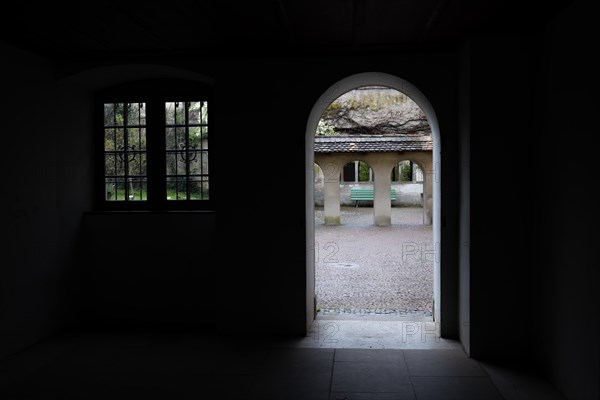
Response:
[423, 160, 434, 225]
[372, 164, 392, 226]
[354, 161, 359, 183]
[322, 161, 342, 225]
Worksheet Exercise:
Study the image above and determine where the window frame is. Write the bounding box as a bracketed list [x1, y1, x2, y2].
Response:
[95, 79, 214, 211]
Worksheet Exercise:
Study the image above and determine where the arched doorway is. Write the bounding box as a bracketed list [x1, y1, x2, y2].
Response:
[306, 73, 441, 334]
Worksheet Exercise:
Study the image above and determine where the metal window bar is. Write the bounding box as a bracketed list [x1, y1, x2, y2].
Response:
[165, 101, 208, 201]
[185, 102, 190, 200]
[104, 103, 147, 201]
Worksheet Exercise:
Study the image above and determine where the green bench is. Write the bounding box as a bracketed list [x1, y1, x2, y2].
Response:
[350, 187, 397, 206]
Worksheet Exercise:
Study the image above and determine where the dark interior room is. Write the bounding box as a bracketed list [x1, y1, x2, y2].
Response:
[1, 1, 597, 399]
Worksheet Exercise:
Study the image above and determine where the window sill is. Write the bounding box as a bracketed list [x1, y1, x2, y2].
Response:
[84, 210, 215, 215]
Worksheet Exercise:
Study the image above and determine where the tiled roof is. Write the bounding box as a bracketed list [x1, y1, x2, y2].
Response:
[314, 135, 432, 153]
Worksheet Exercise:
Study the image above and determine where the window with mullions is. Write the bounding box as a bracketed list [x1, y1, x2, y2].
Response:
[165, 101, 209, 201]
[97, 83, 211, 210]
[104, 102, 147, 201]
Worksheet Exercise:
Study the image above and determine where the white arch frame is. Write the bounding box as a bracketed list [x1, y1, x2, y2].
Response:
[305, 72, 441, 331]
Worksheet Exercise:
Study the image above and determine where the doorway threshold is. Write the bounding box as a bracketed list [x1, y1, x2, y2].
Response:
[296, 314, 460, 350]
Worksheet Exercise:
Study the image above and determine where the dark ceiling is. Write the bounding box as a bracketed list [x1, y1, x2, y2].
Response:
[0, 0, 570, 61]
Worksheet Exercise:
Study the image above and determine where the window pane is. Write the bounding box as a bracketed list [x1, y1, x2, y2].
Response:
[128, 153, 146, 176]
[202, 102, 208, 124]
[164, 100, 208, 202]
[104, 103, 128, 127]
[189, 127, 202, 147]
[201, 126, 208, 149]
[166, 127, 176, 150]
[139, 103, 146, 125]
[104, 128, 115, 151]
[201, 150, 209, 174]
[104, 104, 115, 127]
[105, 154, 117, 175]
[166, 152, 191, 176]
[139, 128, 147, 151]
[126, 102, 145, 125]
[190, 176, 209, 200]
[166, 177, 188, 200]
[188, 101, 205, 125]
[115, 156, 125, 176]
[175, 102, 185, 124]
[129, 178, 147, 201]
[128, 128, 140, 149]
[165, 102, 176, 125]
[166, 153, 178, 176]
[177, 127, 185, 149]
[114, 103, 125, 126]
[103, 102, 147, 203]
[139, 153, 147, 176]
[165, 101, 185, 125]
[115, 128, 124, 150]
[202, 177, 209, 199]
[177, 178, 187, 199]
[189, 150, 201, 175]
[105, 178, 116, 200]
[176, 151, 187, 175]
[166, 177, 176, 200]
[113, 178, 126, 200]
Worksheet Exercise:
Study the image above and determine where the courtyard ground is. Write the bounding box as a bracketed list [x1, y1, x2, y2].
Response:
[314, 206, 433, 317]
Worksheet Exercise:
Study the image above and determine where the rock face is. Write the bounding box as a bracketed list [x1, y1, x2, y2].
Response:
[317, 86, 431, 136]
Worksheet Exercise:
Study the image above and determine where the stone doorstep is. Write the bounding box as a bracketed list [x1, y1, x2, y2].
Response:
[319, 308, 432, 317]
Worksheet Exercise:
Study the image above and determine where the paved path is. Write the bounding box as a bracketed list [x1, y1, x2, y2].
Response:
[315, 206, 433, 317]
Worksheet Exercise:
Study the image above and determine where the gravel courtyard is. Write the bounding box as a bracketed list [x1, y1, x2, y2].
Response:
[315, 206, 433, 317]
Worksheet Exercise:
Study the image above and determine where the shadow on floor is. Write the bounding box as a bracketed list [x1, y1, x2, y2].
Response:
[0, 326, 567, 400]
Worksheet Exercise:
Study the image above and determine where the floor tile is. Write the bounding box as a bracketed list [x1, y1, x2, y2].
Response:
[332, 361, 411, 393]
[404, 349, 486, 376]
[480, 362, 567, 400]
[250, 371, 331, 400]
[335, 348, 405, 363]
[331, 391, 416, 399]
[0, 329, 575, 400]
[262, 346, 335, 374]
[410, 376, 503, 400]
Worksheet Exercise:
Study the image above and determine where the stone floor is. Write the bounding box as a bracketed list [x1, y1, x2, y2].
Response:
[0, 327, 567, 400]
[315, 207, 433, 316]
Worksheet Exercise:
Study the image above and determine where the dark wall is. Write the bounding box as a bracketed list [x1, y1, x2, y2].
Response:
[460, 2, 599, 397]
[465, 35, 534, 362]
[0, 43, 92, 359]
[458, 42, 471, 355]
[532, 1, 599, 398]
[82, 212, 216, 328]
